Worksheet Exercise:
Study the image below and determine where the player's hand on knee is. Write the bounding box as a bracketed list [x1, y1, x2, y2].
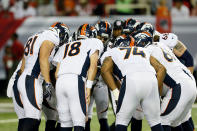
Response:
[43, 82, 53, 100]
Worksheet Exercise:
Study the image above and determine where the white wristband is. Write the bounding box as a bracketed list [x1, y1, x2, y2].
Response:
[112, 88, 119, 101]
[86, 80, 94, 89]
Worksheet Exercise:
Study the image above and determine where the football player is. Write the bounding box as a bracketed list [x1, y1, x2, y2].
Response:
[107, 20, 124, 47]
[85, 21, 112, 131]
[154, 32, 194, 73]
[101, 35, 166, 131]
[6, 61, 25, 131]
[135, 22, 155, 36]
[122, 18, 140, 36]
[17, 22, 70, 131]
[135, 32, 197, 131]
[53, 23, 103, 131]
[153, 32, 195, 131]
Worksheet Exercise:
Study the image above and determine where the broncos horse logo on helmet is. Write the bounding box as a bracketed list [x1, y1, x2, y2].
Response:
[123, 18, 140, 35]
[49, 22, 70, 46]
[134, 32, 153, 47]
[113, 34, 135, 48]
[77, 24, 93, 40]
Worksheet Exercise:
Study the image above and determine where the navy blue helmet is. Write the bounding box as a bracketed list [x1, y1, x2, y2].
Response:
[50, 22, 70, 46]
[114, 34, 135, 48]
[113, 20, 124, 30]
[123, 18, 140, 34]
[134, 32, 153, 47]
[77, 24, 93, 39]
[95, 21, 112, 39]
[136, 22, 155, 36]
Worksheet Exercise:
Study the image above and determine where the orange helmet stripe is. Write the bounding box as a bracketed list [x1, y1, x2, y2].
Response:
[130, 37, 135, 47]
[126, 18, 131, 26]
[142, 31, 152, 37]
[51, 22, 58, 27]
[51, 22, 68, 29]
[105, 21, 108, 32]
[81, 24, 88, 35]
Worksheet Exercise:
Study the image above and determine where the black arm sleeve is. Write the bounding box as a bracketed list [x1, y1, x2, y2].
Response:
[177, 50, 194, 67]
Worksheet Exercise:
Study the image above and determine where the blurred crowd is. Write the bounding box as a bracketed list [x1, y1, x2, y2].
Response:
[0, 0, 197, 19]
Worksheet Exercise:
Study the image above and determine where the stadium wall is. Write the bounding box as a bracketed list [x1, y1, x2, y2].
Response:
[0, 16, 197, 80]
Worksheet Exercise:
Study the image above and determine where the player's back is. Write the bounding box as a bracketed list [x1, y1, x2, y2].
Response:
[56, 38, 103, 77]
[104, 46, 156, 77]
[159, 33, 178, 49]
[23, 30, 59, 78]
[147, 42, 192, 80]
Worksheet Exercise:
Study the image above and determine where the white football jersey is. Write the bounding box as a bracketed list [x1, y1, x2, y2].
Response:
[101, 46, 156, 77]
[147, 42, 193, 82]
[53, 38, 103, 77]
[23, 30, 59, 78]
[159, 33, 178, 49]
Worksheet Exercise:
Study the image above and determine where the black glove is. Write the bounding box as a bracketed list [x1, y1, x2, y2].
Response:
[43, 82, 53, 100]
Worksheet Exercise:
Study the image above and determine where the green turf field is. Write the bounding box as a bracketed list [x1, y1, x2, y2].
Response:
[0, 98, 197, 131]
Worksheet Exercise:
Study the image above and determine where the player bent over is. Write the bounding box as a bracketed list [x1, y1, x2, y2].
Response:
[53, 28, 103, 131]
[17, 22, 70, 131]
[101, 35, 166, 131]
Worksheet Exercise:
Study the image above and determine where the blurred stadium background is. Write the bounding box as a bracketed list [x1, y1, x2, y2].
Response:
[0, 0, 197, 130]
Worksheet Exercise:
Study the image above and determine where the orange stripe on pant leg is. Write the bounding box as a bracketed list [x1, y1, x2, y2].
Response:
[161, 88, 173, 115]
[34, 79, 40, 110]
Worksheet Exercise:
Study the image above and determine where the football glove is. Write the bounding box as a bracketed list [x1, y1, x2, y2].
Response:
[43, 82, 53, 100]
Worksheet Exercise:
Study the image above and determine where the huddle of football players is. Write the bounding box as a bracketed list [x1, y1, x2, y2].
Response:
[6, 17, 197, 131]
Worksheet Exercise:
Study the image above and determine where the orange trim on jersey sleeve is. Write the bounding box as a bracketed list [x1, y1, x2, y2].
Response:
[19, 93, 23, 105]
[162, 88, 173, 114]
[84, 82, 87, 115]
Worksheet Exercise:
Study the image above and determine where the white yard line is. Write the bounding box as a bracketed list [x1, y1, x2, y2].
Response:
[0, 103, 14, 107]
